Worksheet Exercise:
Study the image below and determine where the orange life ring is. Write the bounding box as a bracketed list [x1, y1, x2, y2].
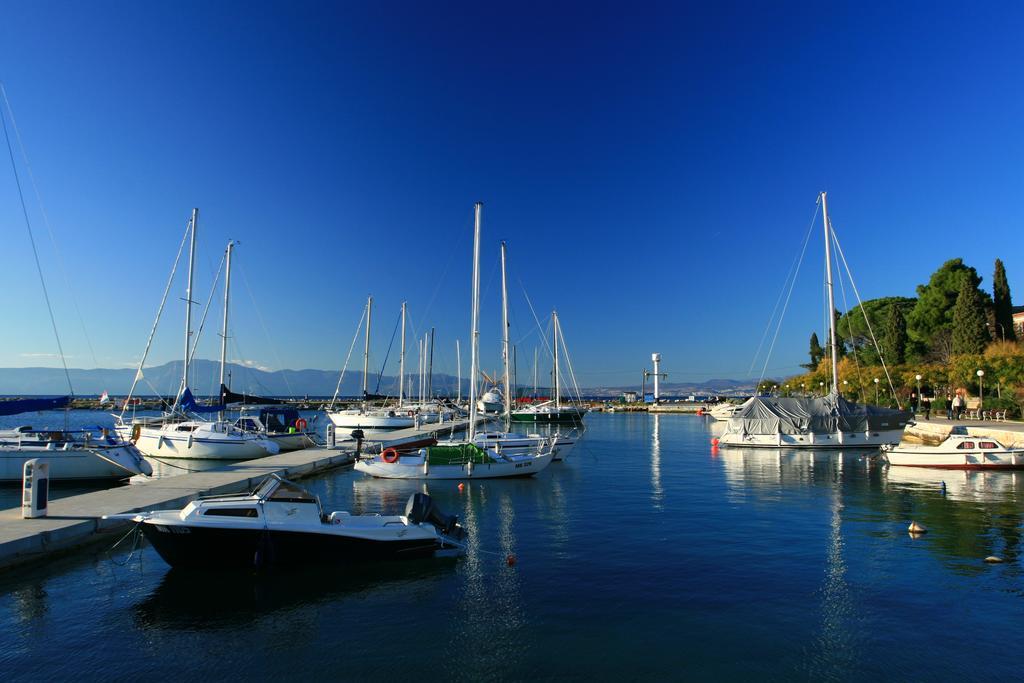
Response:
[382, 447, 400, 463]
[295, 418, 308, 431]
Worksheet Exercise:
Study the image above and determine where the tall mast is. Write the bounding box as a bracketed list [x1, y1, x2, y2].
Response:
[553, 310, 560, 409]
[218, 240, 234, 420]
[533, 347, 538, 398]
[398, 302, 406, 408]
[456, 340, 461, 404]
[468, 202, 482, 440]
[500, 241, 512, 422]
[362, 295, 372, 405]
[428, 328, 435, 402]
[179, 208, 199, 409]
[821, 192, 839, 395]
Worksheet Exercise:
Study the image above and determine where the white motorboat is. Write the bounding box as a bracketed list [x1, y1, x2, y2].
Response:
[708, 400, 748, 421]
[326, 408, 414, 432]
[0, 418, 152, 482]
[477, 389, 504, 414]
[882, 433, 1024, 469]
[718, 193, 912, 449]
[106, 474, 465, 569]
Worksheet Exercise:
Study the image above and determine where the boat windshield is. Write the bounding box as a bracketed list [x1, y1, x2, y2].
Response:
[268, 481, 318, 503]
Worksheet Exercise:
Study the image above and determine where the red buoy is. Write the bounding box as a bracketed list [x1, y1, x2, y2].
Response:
[711, 438, 719, 446]
[458, 482, 465, 492]
[507, 554, 517, 566]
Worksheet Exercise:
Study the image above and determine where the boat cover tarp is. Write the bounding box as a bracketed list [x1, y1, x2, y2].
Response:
[727, 393, 912, 436]
[0, 396, 71, 416]
[422, 444, 494, 465]
[179, 388, 225, 414]
[220, 384, 287, 406]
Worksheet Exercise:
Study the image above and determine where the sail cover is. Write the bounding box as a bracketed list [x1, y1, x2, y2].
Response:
[179, 388, 225, 414]
[0, 396, 71, 416]
[727, 393, 912, 436]
[220, 384, 286, 406]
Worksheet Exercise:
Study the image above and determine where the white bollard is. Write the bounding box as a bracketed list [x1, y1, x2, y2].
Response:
[22, 459, 49, 519]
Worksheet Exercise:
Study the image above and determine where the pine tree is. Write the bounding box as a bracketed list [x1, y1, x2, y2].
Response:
[952, 278, 990, 355]
[883, 304, 907, 364]
[992, 258, 1016, 341]
[803, 332, 824, 371]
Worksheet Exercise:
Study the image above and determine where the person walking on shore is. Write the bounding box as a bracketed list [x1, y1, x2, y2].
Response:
[946, 393, 953, 420]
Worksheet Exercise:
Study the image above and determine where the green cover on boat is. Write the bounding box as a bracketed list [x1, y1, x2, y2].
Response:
[423, 444, 494, 465]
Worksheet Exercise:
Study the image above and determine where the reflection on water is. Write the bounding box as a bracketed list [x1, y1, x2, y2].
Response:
[650, 414, 663, 509]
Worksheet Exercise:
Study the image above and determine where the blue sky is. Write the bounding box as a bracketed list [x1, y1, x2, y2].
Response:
[1, 2, 1022, 389]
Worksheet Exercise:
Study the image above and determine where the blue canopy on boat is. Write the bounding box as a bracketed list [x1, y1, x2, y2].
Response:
[0, 396, 71, 416]
[179, 388, 225, 414]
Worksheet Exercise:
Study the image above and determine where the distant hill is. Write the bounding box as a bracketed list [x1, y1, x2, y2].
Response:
[0, 361, 761, 398]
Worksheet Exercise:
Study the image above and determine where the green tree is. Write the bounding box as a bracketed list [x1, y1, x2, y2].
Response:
[837, 296, 915, 364]
[883, 304, 908, 364]
[907, 258, 991, 360]
[803, 332, 824, 371]
[992, 258, 1016, 342]
[952, 278, 990, 355]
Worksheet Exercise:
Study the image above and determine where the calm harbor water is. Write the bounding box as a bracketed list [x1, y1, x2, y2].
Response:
[2, 412, 1024, 680]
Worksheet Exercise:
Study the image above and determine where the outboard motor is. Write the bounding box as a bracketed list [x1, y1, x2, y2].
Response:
[405, 493, 465, 539]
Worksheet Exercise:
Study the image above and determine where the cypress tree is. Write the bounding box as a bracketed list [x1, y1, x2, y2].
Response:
[952, 278, 990, 355]
[803, 332, 824, 371]
[992, 258, 1016, 341]
[883, 304, 907, 364]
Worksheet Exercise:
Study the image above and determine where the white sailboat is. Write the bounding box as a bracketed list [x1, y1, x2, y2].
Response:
[356, 202, 555, 479]
[326, 296, 416, 433]
[717, 193, 912, 448]
[115, 210, 280, 460]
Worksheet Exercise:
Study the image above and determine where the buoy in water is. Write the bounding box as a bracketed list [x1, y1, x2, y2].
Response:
[908, 521, 927, 534]
[506, 554, 517, 566]
[458, 482, 465, 492]
[711, 438, 719, 447]
[984, 556, 1005, 563]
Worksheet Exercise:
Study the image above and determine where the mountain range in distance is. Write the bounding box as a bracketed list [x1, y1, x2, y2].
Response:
[0, 360, 761, 398]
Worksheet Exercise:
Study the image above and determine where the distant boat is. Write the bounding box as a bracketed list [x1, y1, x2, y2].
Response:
[326, 296, 415, 434]
[882, 432, 1024, 469]
[718, 193, 911, 449]
[356, 203, 555, 479]
[510, 311, 588, 424]
[115, 212, 279, 460]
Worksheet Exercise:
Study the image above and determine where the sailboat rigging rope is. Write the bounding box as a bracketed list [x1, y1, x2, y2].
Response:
[374, 308, 402, 396]
[754, 201, 820, 388]
[830, 225, 863, 389]
[1, 85, 74, 397]
[2, 85, 105, 386]
[237, 261, 295, 397]
[120, 216, 192, 419]
[329, 306, 367, 410]
[186, 250, 227, 367]
[829, 223, 902, 408]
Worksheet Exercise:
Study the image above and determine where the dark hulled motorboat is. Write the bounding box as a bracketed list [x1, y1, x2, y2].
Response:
[110, 475, 465, 569]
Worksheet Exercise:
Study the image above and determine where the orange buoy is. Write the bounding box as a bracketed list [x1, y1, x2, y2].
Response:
[458, 482, 465, 492]
[711, 438, 719, 446]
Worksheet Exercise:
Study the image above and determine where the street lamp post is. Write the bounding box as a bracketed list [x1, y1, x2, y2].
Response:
[801, 383, 806, 396]
[785, 384, 790, 397]
[874, 377, 879, 404]
[977, 369, 985, 407]
[819, 381, 824, 396]
[915, 374, 922, 415]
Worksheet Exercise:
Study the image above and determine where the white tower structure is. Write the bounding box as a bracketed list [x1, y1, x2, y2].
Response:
[652, 353, 662, 402]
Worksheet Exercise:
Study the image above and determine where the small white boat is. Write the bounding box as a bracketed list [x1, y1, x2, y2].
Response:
[355, 441, 555, 479]
[882, 433, 1024, 470]
[234, 407, 316, 452]
[477, 389, 504, 414]
[462, 430, 577, 461]
[106, 474, 465, 569]
[0, 425, 152, 482]
[326, 408, 415, 433]
[708, 400, 747, 421]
